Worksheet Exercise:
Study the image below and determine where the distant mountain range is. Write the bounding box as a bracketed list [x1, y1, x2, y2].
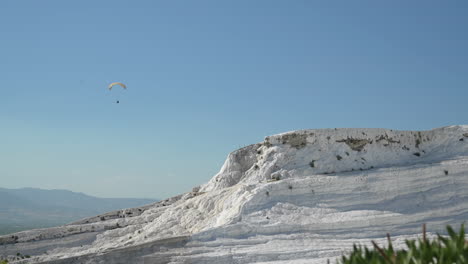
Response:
[0, 187, 157, 235]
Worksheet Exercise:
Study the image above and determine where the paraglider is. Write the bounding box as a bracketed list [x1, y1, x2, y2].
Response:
[108, 82, 127, 90]
[108, 82, 126, 103]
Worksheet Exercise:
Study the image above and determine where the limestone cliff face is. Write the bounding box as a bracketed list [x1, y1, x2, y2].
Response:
[1, 126, 468, 264]
[202, 126, 468, 192]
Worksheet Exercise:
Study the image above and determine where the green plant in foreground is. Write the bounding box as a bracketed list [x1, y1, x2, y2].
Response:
[0, 260, 8, 264]
[340, 224, 468, 264]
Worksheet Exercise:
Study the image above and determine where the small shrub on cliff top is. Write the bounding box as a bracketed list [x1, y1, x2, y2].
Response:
[339, 224, 468, 264]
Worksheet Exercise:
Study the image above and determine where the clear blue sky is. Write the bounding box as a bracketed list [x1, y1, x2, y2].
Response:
[1, 1, 467, 199]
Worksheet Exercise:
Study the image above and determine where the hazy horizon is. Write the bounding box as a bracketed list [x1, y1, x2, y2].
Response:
[0, 187, 158, 235]
[1, 1, 467, 199]
[0, 186, 158, 200]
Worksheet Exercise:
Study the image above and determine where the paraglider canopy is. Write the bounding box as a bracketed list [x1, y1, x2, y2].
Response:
[108, 82, 126, 90]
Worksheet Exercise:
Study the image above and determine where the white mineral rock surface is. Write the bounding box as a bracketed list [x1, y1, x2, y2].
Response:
[1, 126, 468, 263]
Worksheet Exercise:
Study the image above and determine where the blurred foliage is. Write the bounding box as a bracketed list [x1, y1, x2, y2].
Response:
[340, 224, 467, 264]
